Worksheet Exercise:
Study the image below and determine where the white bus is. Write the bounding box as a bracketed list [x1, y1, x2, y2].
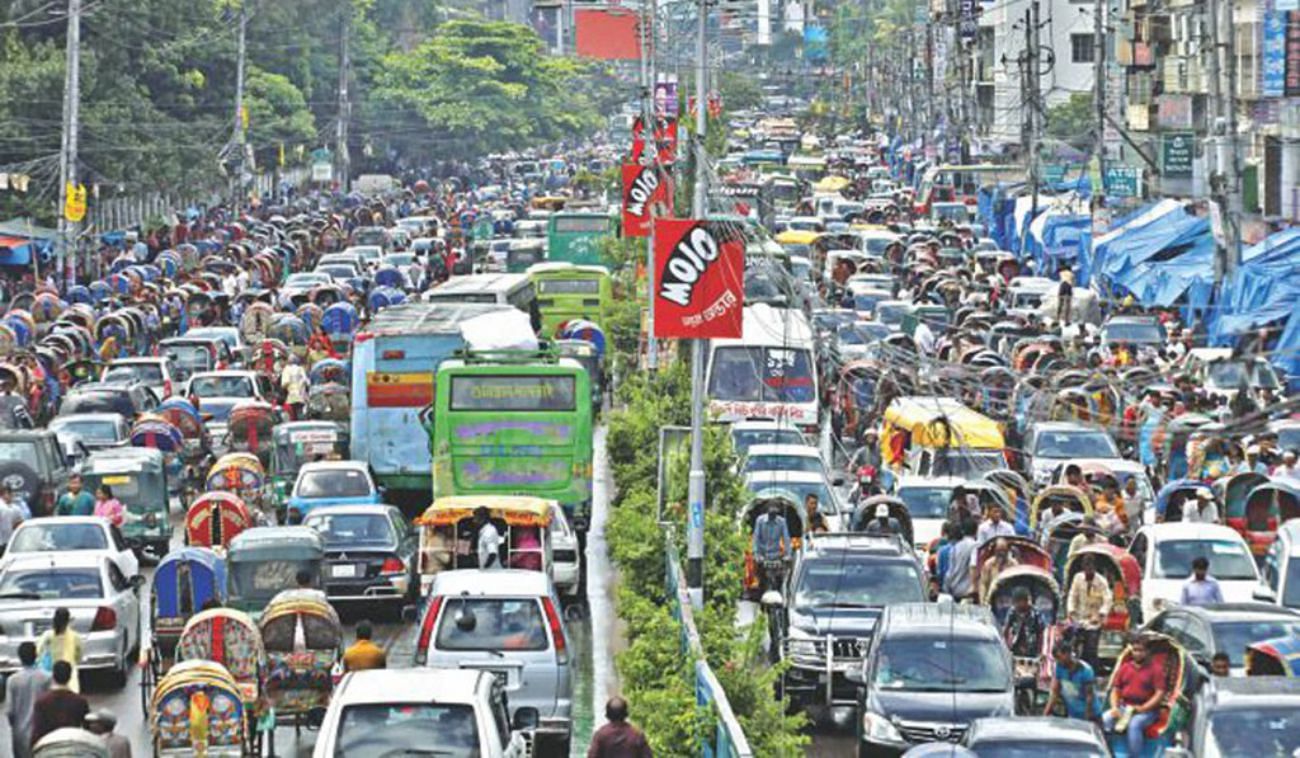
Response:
[705, 303, 819, 434]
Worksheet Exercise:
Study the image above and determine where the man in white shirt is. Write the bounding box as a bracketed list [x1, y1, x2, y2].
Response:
[474, 506, 502, 569]
[975, 502, 1016, 548]
[0, 485, 24, 553]
[1274, 450, 1300, 480]
[913, 319, 935, 355]
[1182, 488, 1220, 524]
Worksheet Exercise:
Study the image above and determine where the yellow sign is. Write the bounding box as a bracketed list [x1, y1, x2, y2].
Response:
[63, 182, 87, 222]
[102, 475, 130, 485]
[241, 105, 249, 131]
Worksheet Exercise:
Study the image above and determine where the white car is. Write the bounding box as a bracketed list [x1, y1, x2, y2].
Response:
[183, 370, 273, 443]
[0, 554, 143, 687]
[3, 517, 139, 579]
[729, 419, 809, 455]
[549, 502, 581, 600]
[741, 443, 833, 482]
[313, 669, 530, 757]
[745, 469, 845, 530]
[1130, 523, 1271, 621]
[893, 476, 968, 553]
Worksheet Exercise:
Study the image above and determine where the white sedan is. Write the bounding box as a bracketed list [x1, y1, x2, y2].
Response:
[1130, 522, 1271, 621]
[3, 517, 139, 579]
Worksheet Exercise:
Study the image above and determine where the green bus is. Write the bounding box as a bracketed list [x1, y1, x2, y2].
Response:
[546, 211, 616, 265]
[430, 351, 594, 534]
[527, 262, 612, 337]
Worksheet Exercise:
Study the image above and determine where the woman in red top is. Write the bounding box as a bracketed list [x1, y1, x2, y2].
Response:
[1102, 637, 1166, 756]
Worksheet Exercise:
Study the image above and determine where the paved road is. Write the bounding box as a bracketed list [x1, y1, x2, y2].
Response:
[0, 428, 618, 756]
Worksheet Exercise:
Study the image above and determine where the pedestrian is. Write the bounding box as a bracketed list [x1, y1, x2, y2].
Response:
[1102, 636, 1165, 757]
[1180, 556, 1225, 606]
[0, 378, 34, 429]
[0, 483, 24, 551]
[1066, 556, 1112, 671]
[55, 474, 96, 517]
[1043, 640, 1098, 722]
[280, 354, 309, 420]
[343, 620, 388, 672]
[1121, 478, 1144, 531]
[84, 710, 132, 758]
[941, 518, 978, 601]
[975, 501, 1015, 547]
[587, 696, 652, 758]
[5, 642, 51, 758]
[1056, 270, 1074, 325]
[36, 608, 83, 693]
[92, 485, 126, 528]
[30, 661, 88, 747]
[1210, 651, 1231, 677]
[474, 506, 503, 570]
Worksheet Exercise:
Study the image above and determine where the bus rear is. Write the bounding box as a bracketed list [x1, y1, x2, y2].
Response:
[529, 264, 611, 337]
[546, 212, 616, 265]
[431, 358, 593, 532]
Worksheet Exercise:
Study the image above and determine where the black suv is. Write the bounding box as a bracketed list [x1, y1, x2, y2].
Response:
[766, 533, 926, 711]
[59, 382, 158, 420]
[0, 429, 73, 516]
[851, 603, 1013, 756]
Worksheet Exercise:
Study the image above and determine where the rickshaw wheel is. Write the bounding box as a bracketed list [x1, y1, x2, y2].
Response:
[138, 650, 154, 716]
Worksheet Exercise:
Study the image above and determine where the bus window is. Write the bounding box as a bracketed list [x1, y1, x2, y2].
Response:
[708, 347, 815, 404]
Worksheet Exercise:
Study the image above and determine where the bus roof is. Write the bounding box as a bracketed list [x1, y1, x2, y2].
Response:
[526, 261, 610, 278]
[424, 273, 529, 297]
[712, 303, 813, 348]
[364, 302, 513, 336]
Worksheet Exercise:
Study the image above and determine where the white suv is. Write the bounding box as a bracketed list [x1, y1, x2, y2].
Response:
[313, 668, 529, 757]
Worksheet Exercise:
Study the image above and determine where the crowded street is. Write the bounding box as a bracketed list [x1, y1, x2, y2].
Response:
[4, 0, 1300, 755]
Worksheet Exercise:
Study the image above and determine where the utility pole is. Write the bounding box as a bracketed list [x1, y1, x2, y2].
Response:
[1027, 0, 1042, 217]
[56, 0, 82, 289]
[686, 0, 708, 611]
[336, 6, 352, 195]
[640, 0, 658, 371]
[1094, 0, 1107, 180]
[1206, 0, 1242, 279]
[231, 2, 249, 214]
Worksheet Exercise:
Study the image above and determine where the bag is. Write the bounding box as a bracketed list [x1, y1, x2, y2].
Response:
[37, 644, 52, 673]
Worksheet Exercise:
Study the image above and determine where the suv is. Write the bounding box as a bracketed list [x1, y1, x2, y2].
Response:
[0, 429, 72, 516]
[1176, 676, 1300, 757]
[1024, 421, 1122, 486]
[851, 603, 1013, 754]
[58, 382, 159, 421]
[769, 533, 926, 711]
[313, 668, 530, 757]
[414, 569, 571, 753]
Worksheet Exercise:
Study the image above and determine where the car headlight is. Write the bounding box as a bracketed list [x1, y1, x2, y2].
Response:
[862, 711, 904, 744]
[784, 627, 821, 660]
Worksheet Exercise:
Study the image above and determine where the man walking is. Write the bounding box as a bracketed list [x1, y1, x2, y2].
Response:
[55, 474, 95, 517]
[5, 642, 50, 758]
[30, 661, 88, 747]
[588, 696, 652, 757]
[1180, 556, 1225, 606]
[343, 620, 388, 672]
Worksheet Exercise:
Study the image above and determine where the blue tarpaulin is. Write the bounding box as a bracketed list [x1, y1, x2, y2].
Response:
[1207, 227, 1300, 377]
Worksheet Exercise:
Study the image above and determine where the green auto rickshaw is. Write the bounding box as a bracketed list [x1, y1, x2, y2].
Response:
[225, 526, 325, 618]
[269, 421, 350, 520]
[80, 448, 172, 560]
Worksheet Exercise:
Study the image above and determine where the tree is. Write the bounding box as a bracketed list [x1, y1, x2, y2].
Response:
[1046, 92, 1095, 147]
[245, 67, 317, 168]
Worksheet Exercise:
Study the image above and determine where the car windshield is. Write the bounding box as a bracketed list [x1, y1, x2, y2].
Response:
[296, 469, 373, 499]
[931, 450, 1004, 478]
[1154, 539, 1258, 580]
[877, 305, 906, 326]
[0, 441, 39, 470]
[384, 254, 415, 267]
[1103, 321, 1165, 344]
[163, 345, 211, 374]
[304, 513, 395, 547]
[317, 265, 355, 280]
[334, 702, 480, 757]
[732, 429, 805, 453]
[896, 487, 954, 519]
[229, 560, 318, 604]
[1033, 430, 1118, 459]
[874, 637, 1009, 692]
[795, 560, 923, 608]
[104, 364, 162, 385]
[435, 598, 549, 652]
[743, 454, 823, 475]
[1207, 361, 1249, 388]
[86, 472, 155, 511]
[9, 524, 108, 553]
[286, 274, 328, 287]
[0, 568, 103, 599]
[967, 742, 1103, 758]
[190, 376, 253, 398]
[1212, 620, 1300, 666]
[708, 346, 816, 403]
[1207, 708, 1300, 756]
[51, 419, 120, 443]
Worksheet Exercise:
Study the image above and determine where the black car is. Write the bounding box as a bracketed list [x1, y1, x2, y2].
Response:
[851, 603, 1014, 756]
[768, 533, 926, 710]
[301, 505, 419, 610]
[0, 429, 72, 517]
[960, 716, 1108, 756]
[1176, 676, 1300, 757]
[59, 382, 158, 420]
[1143, 602, 1300, 675]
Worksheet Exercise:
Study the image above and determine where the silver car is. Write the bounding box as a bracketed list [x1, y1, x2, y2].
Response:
[0, 553, 143, 687]
[414, 570, 572, 751]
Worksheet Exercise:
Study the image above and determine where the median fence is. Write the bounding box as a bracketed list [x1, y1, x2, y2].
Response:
[664, 537, 754, 758]
[85, 167, 312, 234]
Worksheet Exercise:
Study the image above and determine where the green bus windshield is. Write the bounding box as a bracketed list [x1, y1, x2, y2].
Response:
[547, 214, 615, 265]
[432, 366, 593, 519]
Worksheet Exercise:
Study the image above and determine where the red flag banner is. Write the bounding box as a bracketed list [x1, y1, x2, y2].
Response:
[652, 219, 745, 338]
[631, 116, 678, 165]
[575, 9, 641, 60]
[621, 163, 671, 238]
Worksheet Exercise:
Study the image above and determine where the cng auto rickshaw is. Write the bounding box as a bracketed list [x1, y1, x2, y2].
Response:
[79, 448, 172, 559]
[226, 526, 325, 616]
[141, 547, 228, 713]
[151, 660, 248, 757]
[259, 590, 342, 729]
[270, 421, 349, 518]
[415, 495, 556, 595]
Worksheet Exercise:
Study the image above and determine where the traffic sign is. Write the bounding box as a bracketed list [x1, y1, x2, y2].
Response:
[1162, 132, 1195, 179]
[1103, 167, 1141, 198]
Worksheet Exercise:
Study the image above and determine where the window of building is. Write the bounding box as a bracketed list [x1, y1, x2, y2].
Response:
[1071, 34, 1096, 64]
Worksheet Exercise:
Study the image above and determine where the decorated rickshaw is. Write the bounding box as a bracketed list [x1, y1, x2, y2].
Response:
[258, 589, 343, 730]
[150, 660, 248, 757]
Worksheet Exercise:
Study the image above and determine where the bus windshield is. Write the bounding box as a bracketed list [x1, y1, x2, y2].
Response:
[708, 346, 815, 403]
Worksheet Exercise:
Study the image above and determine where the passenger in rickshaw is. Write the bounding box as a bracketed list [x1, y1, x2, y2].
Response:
[1002, 586, 1045, 658]
[803, 493, 829, 534]
[977, 537, 1019, 601]
[1182, 487, 1219, 523]
[1102, 635, 1167, 757]
[1067, 555, 1112, 671]
[1067, 516, 1107, 556]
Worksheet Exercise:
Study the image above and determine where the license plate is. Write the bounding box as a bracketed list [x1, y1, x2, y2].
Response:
[331, 564, 357, 579]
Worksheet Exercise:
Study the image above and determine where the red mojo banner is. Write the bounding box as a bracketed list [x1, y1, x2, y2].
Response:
[652, 219, 745, 338]
[621, 163, 671, 238]
[631, 116, 678, 165]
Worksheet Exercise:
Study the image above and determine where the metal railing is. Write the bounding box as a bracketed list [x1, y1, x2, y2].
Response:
[84, 166, 312, 234]
[664, 538, 754, 758]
